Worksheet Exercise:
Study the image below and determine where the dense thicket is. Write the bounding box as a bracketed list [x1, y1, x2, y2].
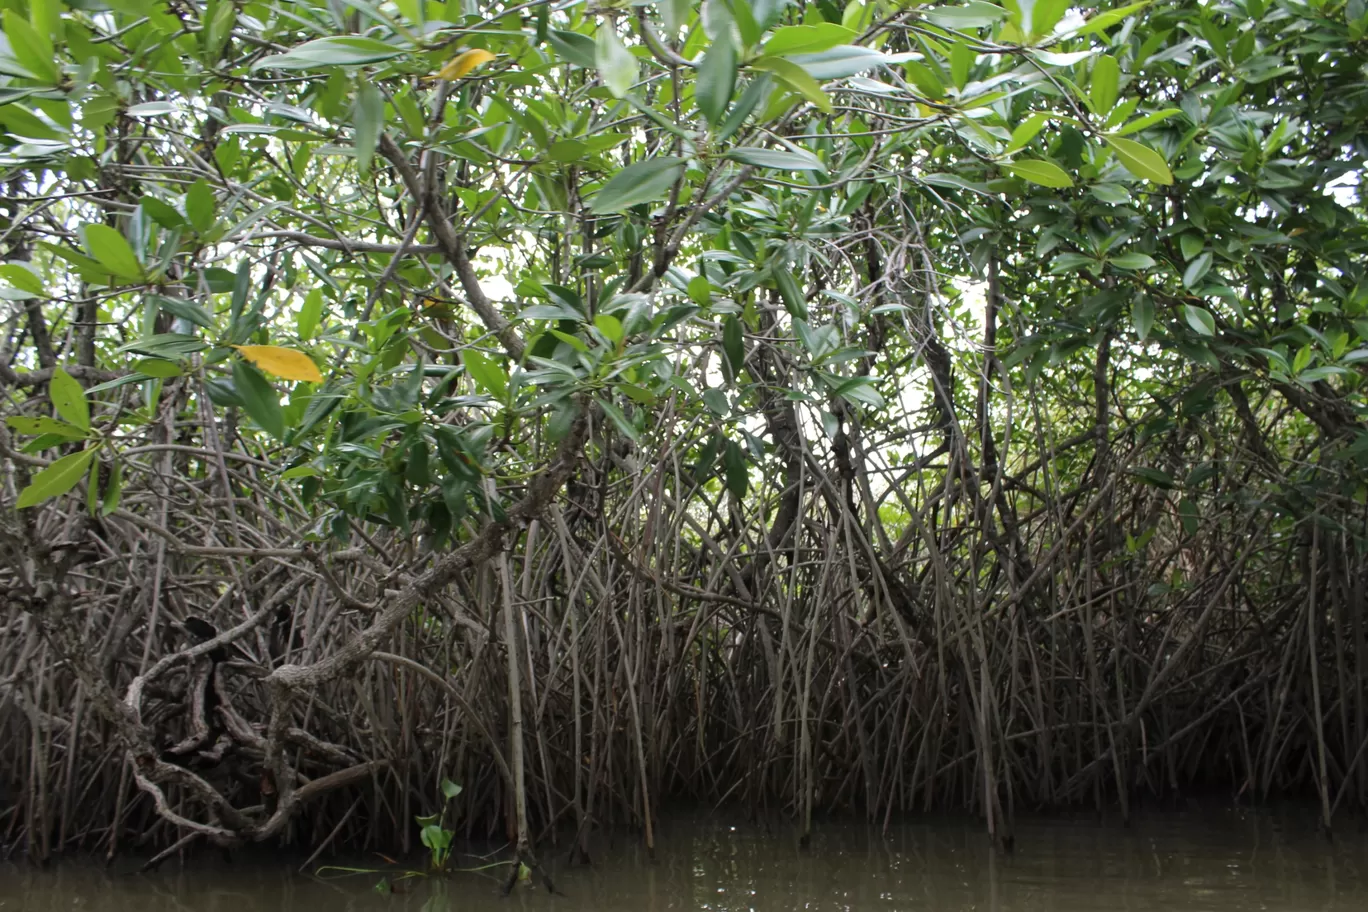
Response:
[2, 0, 1368, 867]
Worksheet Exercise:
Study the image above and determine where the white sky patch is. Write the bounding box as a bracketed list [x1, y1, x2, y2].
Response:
[481, 273, 515, 302]
[1326, 171, 1360, 207]
[473, 246, 516, 303]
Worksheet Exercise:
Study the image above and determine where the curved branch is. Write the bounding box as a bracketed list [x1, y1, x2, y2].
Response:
[378, 133, 526, 361]
[268, 406, 589, 691]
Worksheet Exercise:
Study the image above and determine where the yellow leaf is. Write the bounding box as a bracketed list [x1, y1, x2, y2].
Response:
[233, 345, 323, 383]
[434, 48, 495, 81]
[422, 296, 454, 319]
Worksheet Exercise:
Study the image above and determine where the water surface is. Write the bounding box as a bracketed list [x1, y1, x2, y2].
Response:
[5, 810, 1367, 911]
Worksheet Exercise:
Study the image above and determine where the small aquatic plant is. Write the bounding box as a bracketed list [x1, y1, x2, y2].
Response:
[414, 777, 462, 872]
[317, 778, 514, 891]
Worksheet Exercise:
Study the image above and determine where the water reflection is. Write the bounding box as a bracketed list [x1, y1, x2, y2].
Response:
[3, 809, 1367, 912]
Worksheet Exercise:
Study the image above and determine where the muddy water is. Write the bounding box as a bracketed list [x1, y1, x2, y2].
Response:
[4, 810, 1368, 911]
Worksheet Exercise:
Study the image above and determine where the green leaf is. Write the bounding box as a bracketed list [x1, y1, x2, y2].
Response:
[548, 139, 588, 163]
[155, 295, 216, 330]
[542, 402, 575, 443]
[185, 180, 217, 233]
[139, 196, 186, 230]
[1032, 0, 1070, 36]
[1111, 253, 1156, 270]
[924, 3, 1010, 29]
[230, 262, 252, 329]
[723, 439, 748, 499]
[834, 376, 885, 408]
[39, 242, 105, 278]
[82, 225, 144, 281]
[1005, 112, 1050, 152]
[949, 41, 974, 88]
[49, 367, 90, 431]
[725, 146, 826, 171]
[462, 348, 508, 398]
[86, 453, 102, 517]
[1130, 466, 1174, 489]
[101, 459, 122, 517]
[5, 416, 88, 439]
[125, 102, 178, 118]
[232, 359, 286, 439]
[1090, 55, 1120, 114]
[774, 267, 808, 320]
[595, 25, 637, 98]
[1132, 296, 1155, 341]
[1029, 48, 1097, 67]
[2, 10, 58, 84]
[133, 358, 183, 379]
[688, 275, 712, 306]
[717, 74, 770, 143]
[18, 434, 74, 453]
[663, 0, 691, 33]
[786, 45, 893, 79]
[200, 376, 244, 407]
[904, 62, 945, 101]
[620, 383, 655, 406]
[520, 302, 582, 322]
[441, 779, 463, 800]
[1183, 304, 1216, 336]
[84, 374, 155, 396]
[399, 443, 426, 492]
[1292, 344, 1313, 374]
[1116, 108, 1184, 136]
[353, 82, 385, 176]
[17, 448, 95, 509]
[722, 314, 745, 377]
[1300, 366, 1345, 384]
[1105, 136, 1173, 185]
[1072, 2, 1151, 38]
[588, 157, 685, 213]
[548, 29, 596, 68]
[597, 397, 638, 441]
[731, 0, 761, 46]
[1183, 252, 1212, 288]
[299, 288, 324, 341]
[834, 0, 863, 30]
[763, 24, 855, 56]
[1005, 159, 1074, 188]
[750, 56, 832, 113]
[1179, 497, 1199, 536]
[707, 3, 737, 42]
[550, 329, 590, 352]
[252, 36, 405, 71]
[115, 333, 206, 359]
[697, 33, 737, 126]
[940, 42, 969, 89]
[701, 388, 729, 417]
[419, 824, 449, 851]
[0, 101, 66, 140]
[1051, 252, 1098, 274]
[204, 0, 237, 59]
[1090, 183, 1130, 204]
[0, 263, 42, 296]
[29, 0, 59, 42]
[593, 314, 624, 344]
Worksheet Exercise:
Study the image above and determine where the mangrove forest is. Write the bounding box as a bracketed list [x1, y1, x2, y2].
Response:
[2, 0, 1368, 876]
